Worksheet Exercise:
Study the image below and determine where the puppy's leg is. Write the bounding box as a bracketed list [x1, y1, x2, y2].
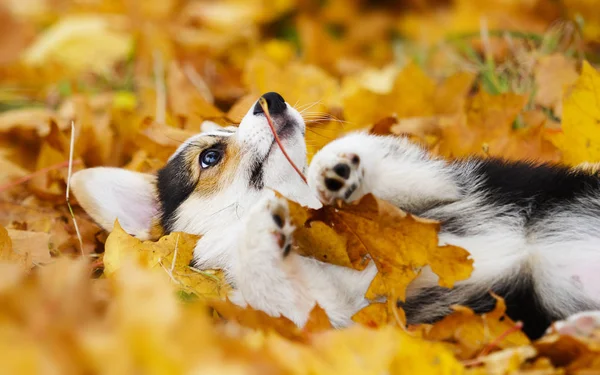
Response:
[550, 311, 600, 337]
[307, 133, 460, 212]
[229, 193, 316, 326]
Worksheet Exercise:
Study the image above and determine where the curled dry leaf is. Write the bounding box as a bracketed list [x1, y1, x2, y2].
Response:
[425, 294, 530, 360]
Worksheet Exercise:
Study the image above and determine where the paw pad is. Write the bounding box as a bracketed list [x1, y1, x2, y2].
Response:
[265, 197, 295, 258]
[333, 163, 351, 179]
[313, 153, 363, 204]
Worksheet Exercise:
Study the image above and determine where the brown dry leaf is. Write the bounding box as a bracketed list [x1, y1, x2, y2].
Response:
[134, 118, 198, 162]
[305, 120, 349, 163]
[227, 93, 260, 123]
[166, 61, 227, 128]
[534, 333, 595, 370]
[437, 91, 559, 160]
[0, 4, 34, 65]
[308, 195, 473, 301]
[0, 155, 29, 183]
[22, 15, 132, 75]
[288, 199, 353, 269]
[534, 54, 579, 117]
[209, 299, 308, 341]
[28, 140, 68, 199]
[434, 72, 477, 115]
[468, 346, 538, 375]
[342, 63, 436, 128]
[0, 108, 62, 138]
[0, 226, 25, 266]
[104, 220, 230, 298]
[6, 229, 51, 266]
[425, 295, 530, 360]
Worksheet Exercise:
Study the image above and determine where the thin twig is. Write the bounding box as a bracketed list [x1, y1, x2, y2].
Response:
[170, 233, 180, 273]
[153, 50, 166, 124]
[65, 121, 84, 255]
[259, 97, 307, 184]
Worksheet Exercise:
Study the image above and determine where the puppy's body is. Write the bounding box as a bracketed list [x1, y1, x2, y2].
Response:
[309, 133, 600, 338]
[72, 92, 600, 338]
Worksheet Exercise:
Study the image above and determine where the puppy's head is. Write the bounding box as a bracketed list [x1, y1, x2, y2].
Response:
[72, 92, 317, 239]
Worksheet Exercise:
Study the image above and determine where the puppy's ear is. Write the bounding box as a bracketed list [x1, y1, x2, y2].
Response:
[71, 167, 159, 239]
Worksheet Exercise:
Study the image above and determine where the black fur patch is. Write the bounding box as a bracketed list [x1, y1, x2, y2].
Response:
[401, 274, 553, 339]
[157, 152, 197, 233]
[474, 159, 600, 222]
[249, 158, 265, 190]
[426, 159, 600, 236]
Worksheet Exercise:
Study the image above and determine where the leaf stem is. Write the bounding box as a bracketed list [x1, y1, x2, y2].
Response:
[259, 97, 308, 184]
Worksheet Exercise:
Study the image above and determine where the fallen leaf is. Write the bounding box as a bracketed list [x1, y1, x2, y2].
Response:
[308, 194, 473, 301]
[534, 54, 579, 117]
[6, 228, 51, 266]
[546, 61, 600, 165]
[244, 58, 340, 114]
[425, 295, 530, 360]
[104, 220, 230, 298]
[23, 15, 132, 74]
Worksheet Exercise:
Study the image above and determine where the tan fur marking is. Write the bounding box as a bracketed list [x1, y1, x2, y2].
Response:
[195, 139, 240, 196]
[176, 135, 241, 200]
[148, 217, 165, 240]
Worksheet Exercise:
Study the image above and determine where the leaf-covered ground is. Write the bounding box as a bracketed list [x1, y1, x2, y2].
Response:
[1, 0, 600, 374]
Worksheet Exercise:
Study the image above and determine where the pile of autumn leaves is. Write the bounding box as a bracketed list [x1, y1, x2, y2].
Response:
[2, 2, 600, 375]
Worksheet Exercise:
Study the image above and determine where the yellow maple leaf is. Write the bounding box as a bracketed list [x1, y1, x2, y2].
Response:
[308, 195, 473, 302]
[104, 220, 230, 298]
[547, 61, 600, 165]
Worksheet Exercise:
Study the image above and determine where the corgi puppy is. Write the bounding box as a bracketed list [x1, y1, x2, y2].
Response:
[72, 92, 600, 338]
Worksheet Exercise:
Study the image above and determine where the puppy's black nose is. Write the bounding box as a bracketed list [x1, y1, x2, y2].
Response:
[253, 92, 287, 115]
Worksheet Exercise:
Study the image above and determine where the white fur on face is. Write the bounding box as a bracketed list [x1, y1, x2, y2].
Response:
[170, 100, 320, 274]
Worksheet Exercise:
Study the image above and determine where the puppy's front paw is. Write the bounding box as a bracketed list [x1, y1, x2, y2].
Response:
[245, 195, 295, 258]
[309, 152, 364, 205]
[267, 197, 294, 257]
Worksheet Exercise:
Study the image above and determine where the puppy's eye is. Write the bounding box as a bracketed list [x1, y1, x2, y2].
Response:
[199, 149, 223, 169]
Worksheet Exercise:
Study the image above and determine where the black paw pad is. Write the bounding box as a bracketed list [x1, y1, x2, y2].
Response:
[332, 163, 351, 179]
[325, 178, 344, 192]
[272, 214, 284, 228]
